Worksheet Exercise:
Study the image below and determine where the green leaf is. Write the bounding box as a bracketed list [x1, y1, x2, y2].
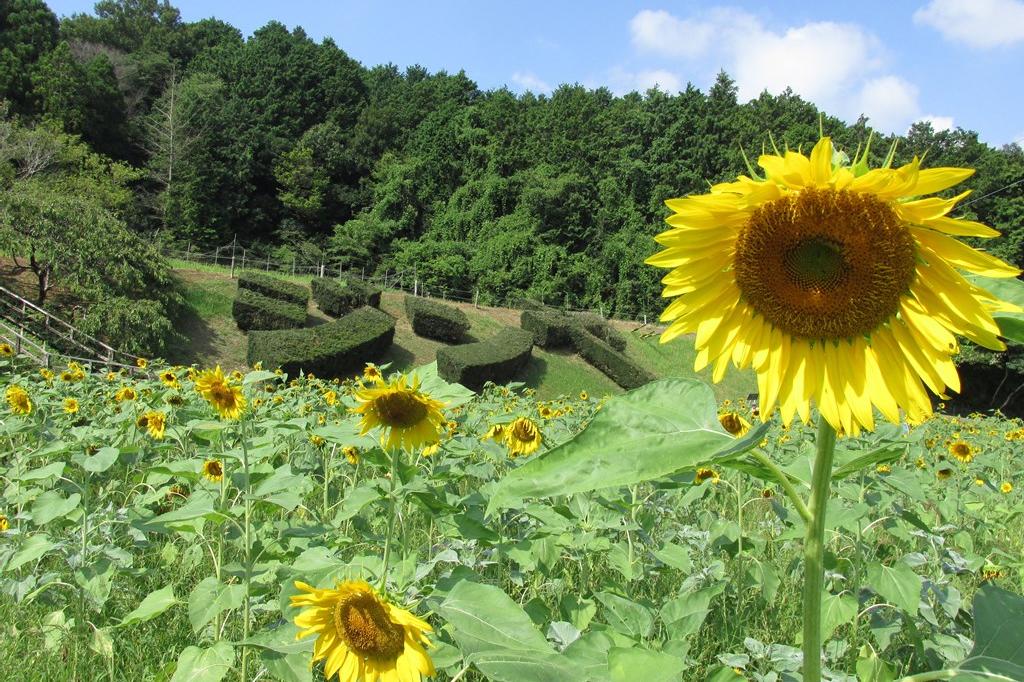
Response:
[188, 577, 245, 634]
[968, 275, 1024, 345]
[119, 585, 178, 627]
[408, 361, 475, 408]
[3, 534, 56, 572]
[16, 462, 65, 481]
[957, 584, 1024, 680]
[261, 650, 312, 682]
[608, 647, 684, 682]
[595, 592, 653, 640]
[659, 583, 724, 640]
[865, 562, 922, 615]
[170, 642, 235, 682]
[435, 580, 574, 682]
[831, 445, 906, 480]
[242, 370, 279, 385]
[486, 379, 740, 514]
[82, 446, 120, 473]
[31, 491, 81, 525]
[821, 592, 858, 640]
[856, 645, 895, 682]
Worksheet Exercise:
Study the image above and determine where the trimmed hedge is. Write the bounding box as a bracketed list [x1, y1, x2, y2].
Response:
[520, 309, 576, 349]
[573, 312, 628, 352]
[437, 327, 533, 390]
[232, 288, 306, 331]
[405, 296, 469, 342]
[311, 276, 382, 317]
[246, 306, 395, 379]
[570, 327, 655, 390]
[237, 272, 308, 306]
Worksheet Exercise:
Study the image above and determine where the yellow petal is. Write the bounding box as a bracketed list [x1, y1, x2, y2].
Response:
[808, 137, 833, 186]
[910, 167, 974, 196]
[912, 227, 1021, 277]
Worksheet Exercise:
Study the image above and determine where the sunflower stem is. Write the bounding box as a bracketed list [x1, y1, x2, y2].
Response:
[379, 447, 399, 591]
[802, 416, 837, 682]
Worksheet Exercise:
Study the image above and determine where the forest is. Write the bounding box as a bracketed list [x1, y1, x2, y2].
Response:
[1, 0, 1023, 346]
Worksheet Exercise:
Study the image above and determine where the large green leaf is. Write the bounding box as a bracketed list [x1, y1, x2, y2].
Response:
[31, 491, 81, 525]
[3, 534, 56, 572]
[408, 361, 475, 408]
[170, 642, 235, 682]
[865, 562, 922, 615]
[436, 580, 574, 682]
[607, 647, 684, 682]
[118, 585, 178, 627]
[957, 585, 1024, 680]
[486, 379, 762, 514]
[189, 577, 245, 634]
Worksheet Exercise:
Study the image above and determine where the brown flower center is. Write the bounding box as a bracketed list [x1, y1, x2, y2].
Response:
[511, 420, 537, 442]
[205, 461, 223, 478]
[334, 592, 405, 659]
[373, 391, 428, 428]
[735, 188, 916, 339]
[718, 413, 745, 435]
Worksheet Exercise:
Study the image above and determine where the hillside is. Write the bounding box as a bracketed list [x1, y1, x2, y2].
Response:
[167, 266, 756, 401]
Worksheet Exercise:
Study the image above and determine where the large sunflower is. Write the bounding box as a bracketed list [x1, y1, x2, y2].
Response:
[194, 366, 246, 420]
[291, 579, 434, 682]
[351, 374, 446, 450]
[647, 136, 1021, 434]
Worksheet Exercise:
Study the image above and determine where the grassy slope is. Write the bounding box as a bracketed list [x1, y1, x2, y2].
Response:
[167, 266, 756, 400]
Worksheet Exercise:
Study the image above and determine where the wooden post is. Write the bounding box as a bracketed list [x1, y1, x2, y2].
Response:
[599, 303, 604, 318]
[474, 289, 479, 308]
[241, 249, 246, 271]
[383, 269, 389, 289]
[414, 277, 418, 297]
[265, 256, 270, 271]
[186, 242, 192, 261]
[215, 246, 220, 266]
[229, 234, 237, 278]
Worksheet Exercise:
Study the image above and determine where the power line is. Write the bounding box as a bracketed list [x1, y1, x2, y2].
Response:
[959, 175, 1024, 209]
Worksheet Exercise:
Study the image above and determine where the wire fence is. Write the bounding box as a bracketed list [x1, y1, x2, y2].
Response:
[167, 241, 664, 329]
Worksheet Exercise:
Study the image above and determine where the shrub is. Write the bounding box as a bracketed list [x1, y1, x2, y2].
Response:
[437, 327, 534, 390]
[572, 312, 628, 352]
[237, 272, 308, 306]
[520, 309, 576, 349]
[232, 288, 306, 331]
[405, 296, 470, 342]
[247, 306, 395, 378]
[570, 327, 655, 390]
[312, 276, 382, 316]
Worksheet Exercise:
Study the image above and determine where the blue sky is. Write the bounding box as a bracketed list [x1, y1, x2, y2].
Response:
[48, 0, 1024, 146]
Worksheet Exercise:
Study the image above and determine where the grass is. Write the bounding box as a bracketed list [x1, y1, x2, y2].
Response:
[165, 265, 755, 399]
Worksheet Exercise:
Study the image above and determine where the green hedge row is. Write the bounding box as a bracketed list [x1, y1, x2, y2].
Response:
[232, 288, 307, 331]
[246, 306, 395, 379]
[237, 271, 308, 306]
[311, 276, 382, 317]
[405, 296, 470, 342]
[570, 327, 655, 390]
[437, 327, 533, 390]
[573, 312, 627, 351]
[519, 309, 577, 349]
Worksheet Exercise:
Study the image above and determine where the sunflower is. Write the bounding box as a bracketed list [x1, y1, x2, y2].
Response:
[482, 423, 506, 442]
[0, 343, 14, 357]
[39, 368, 53, 382]
[290, 580, 434, 682]
[948, 440, 975, 464]
[876, 464, 891, 474]
[421, 441, 440, 458]
[202, 459, 224, 482]
[1001, 481, 1013, 494]
[194, 366, 246, 420]
[538, 404, 554, 419]
[159, 369, 179, 388]
[105, 371, 119, 382]
[310, 434, 326, 448]
[0, 514, 8, 532]
[363, 363, 384, 384]
[323, 390, 338, 407]
[342, 445, 360, 465]
[504, 417, 542, 457]
[351, 374, 446, 450]
[579, 391, 589, 401]
[143, 411, 167, 440]
[647, 137, 1022, 434]
[718, 412, 751, 437]
[6, 385, 31, 415]
[115, 386, 138, 402]
[136, 357, 148, 369]
[936, 467, 954, 480]
[63, 397, 79, 414]
[694, 467, 720, 485]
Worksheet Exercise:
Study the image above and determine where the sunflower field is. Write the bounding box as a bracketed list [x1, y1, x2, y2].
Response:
[1, 352, 1023, 682]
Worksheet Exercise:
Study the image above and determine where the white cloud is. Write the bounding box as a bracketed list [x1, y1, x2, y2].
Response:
[623, 8, 931, 133]
[914, 0, 1024, 48]
[510, 71, 552, 94]
[856, 77, 921, 133]
[605, 67, 682, 94]
[732, 21, 881, 103]
[917, 114, 955, 131]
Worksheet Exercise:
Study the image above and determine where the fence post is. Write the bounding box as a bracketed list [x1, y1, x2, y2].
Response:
[186, 242, 192, 262]
[474, 289, 479, 308]
[338, 263, 343, 277]
[383, 269, 389, 289]
[241, 249, 246, 271]
[414, 277, 418, 297]
[599, 303, 604, 318]
[292, 257, 296, 276]
[215, 246, 220, 266]
[361, 267, 365, 281]
[265, 257, 270, 271]
[230, 250, 236, 278]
